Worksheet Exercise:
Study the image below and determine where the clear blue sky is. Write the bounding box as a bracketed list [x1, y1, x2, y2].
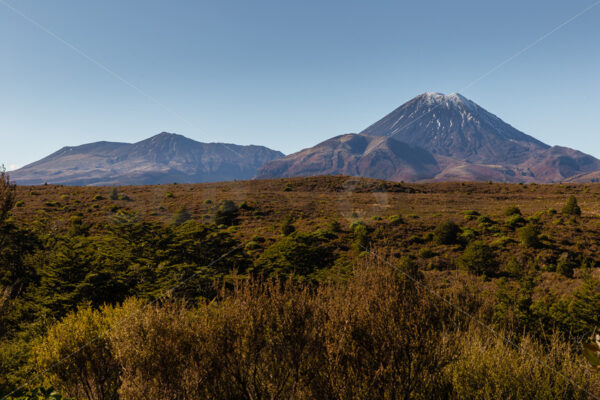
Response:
[1, 0, 599, 170]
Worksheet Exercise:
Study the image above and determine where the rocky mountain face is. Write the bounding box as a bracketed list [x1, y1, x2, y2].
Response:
[257, 93, 600, 183]
[11, 132, 284, 185]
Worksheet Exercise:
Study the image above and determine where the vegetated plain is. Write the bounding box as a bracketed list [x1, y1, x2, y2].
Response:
[3, 174, 600, 399]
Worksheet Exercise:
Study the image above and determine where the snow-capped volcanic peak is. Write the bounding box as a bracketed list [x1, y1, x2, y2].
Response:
[420, 92, 477, 112]
[360, 92, 549, 164]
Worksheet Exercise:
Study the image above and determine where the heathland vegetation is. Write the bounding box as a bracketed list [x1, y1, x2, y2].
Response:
[3, 172, 600, 398]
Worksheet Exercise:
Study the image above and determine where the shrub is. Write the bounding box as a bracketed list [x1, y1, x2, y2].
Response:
[32, 305, 120, 400]
[419, 247, 435, 259]
[92, 195, 104, 201]
[281, 214, 295, 236]
[352, 223, 370, 252]
[329, 220, 342, 233]
[464, 210, 479, 221]
[518, 223, 542, 248]
[165, 192, 174, 199]
[15, 200, 24, 208]
[477, 215, 494, 225]
[504, 206, 522, 216]
[562, 195, 581, 216]
[433, 220, 460, 245]
[109, 187, 119, 201]
[505, 214, 526, 229]
[254, 231, 335, 276]
[448, 331, 600, 399]
[457, 241, 498, 277]
[459, 228, 476, 243]
[556, 252, 576, 278]
[388, 214, 404, 225]
[172, 207, 192, 226]
[215, 200, 239, 226]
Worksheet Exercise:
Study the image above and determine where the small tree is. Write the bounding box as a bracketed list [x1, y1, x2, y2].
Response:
[556, 252, 576, 278]
[281, 214, 295, 236]
[562, 195, 581, 216]
[433, 220, 460, 245]
[215, 200, 239, 226]
[172, 207, 192, 226]
[504, 206, 522, 217]
[518, 223, 541, 249]
[109, 187, 119, 201]
[457, 241, 498, 277]
[0, 167, 16, 225]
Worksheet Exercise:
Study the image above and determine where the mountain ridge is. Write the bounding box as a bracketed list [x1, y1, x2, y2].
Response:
[11, 132, 284, 186]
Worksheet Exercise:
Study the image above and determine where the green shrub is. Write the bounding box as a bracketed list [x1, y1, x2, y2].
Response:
[329, 220, 342, 233]
[172, 207, 192, 226]
[165, 192, 174, 199]
[457, 241, 498, 277]
[109, 187, 119, 201]
[254, 231, 335, 276]
[556, 252, 576, 278]
[459, 228, 476, 243]
[433, 220, 460, 245]
[419, 247, 435, 259]
[464, 210, 479, 221]
[477, 215, 494, 225]
[562, 195, 581, 216]
[518, 223, 542, 248]
[215, 200, 239, 226]
[504, 206, 521, 216]
[505, 214, 526, 229]
[15, 200, 24, 208]
[32, 305, 120, 400]
[281, 214, 295, 236]
[388, 214, 404, 225]
[92, 195, 104, 201]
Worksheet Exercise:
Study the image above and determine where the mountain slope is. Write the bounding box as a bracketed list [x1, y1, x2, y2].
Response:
[256, 133, 440, 181]
[11, 132, 284, 185]
[258, 93, 600, 183]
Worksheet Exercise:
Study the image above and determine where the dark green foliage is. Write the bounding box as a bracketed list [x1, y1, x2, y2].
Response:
[388, 214, 404, 225]
[458, 240, 498, 277]
[492, 277, 533, 331]
[281, 214, 295, 236]
[328, 219, 342, 233]
[254, 230, 336, 277]
[556, 252, 576, 278]
[504, 206, 522, 216]
[352, 222, 370, 251]
[215, 200, 239, 226]
[505, 213, 526, 229]
[433, 220, 460, 245]
[172, 207, 192, 226]
[518, 223, 542, 248]
[239, 201, 253, 211]
[0, 169, 16, 224]
[109, 187, 119, 201]
[562, 195, 581, 216]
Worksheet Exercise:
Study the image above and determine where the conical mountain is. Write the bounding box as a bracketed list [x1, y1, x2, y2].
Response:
[258, 93, 600, 183]
[360, 92, 548, 164]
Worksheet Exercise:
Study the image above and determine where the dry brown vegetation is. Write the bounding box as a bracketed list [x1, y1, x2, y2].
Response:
[5, 175, 600, 399]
